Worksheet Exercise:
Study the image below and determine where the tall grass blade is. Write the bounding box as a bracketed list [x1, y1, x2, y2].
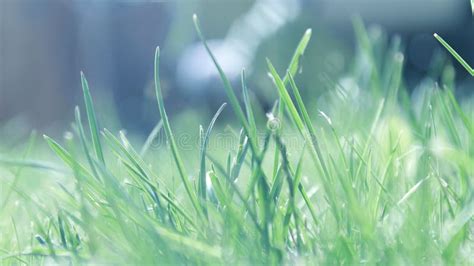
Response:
[80, 72, 106, 163]
[193, 14, 259, 156]
[434, 34, 474, 76]
[283, 28, 312, 84]
[43, 135, 90, 176]
[153, 46, 202, 217]
[198, 103, 226, 217]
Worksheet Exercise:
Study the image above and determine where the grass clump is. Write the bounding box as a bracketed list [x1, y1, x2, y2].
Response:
[0, 15, 473, 265]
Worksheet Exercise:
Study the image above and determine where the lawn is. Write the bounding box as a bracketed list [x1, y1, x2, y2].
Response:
[0, 15, 473, 265]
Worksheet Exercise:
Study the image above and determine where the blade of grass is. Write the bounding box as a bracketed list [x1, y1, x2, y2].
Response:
[230, 129, 249, 181]
[43, 135, 90, 177]
[397, 175, 431, 206]
[80, 72, 106, 163]
[434, 34, 474, 76]
[193, 15, 253, 150]
[140, 120, 164, 157]
[242, 70, 257, 143]
[74, 106, 100, 180]
[154, 46, 202, 217]
[198, 103, 227, 218]
[283, 28, 312, 84]
[267, 60, 305, 134]
[0, 158, 64, 173]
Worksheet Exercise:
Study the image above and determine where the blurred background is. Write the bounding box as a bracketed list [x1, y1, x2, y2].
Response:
[0, 0, 472, 139]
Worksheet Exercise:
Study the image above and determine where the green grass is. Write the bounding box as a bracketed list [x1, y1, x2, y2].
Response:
[434, 1, 474, 77]
[0, 15, 473, 264]
[434, 34, 474, 76]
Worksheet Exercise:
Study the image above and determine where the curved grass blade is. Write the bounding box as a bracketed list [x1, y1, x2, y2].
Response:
[140, 120, 163, 157]
[194, 15, 265, 156]
[193, 15, 258, 154]
[154, 46, 202, 217]
[198, 103, 227, 217]
[230, 129, 249, 181]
